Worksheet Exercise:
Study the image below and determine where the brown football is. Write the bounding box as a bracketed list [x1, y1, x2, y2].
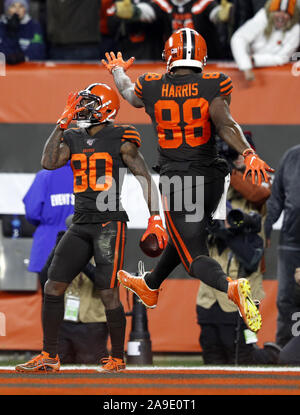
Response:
[139, 233, 164, 257]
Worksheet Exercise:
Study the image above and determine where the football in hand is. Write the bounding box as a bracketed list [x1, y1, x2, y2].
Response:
[139, 233, 164, 258]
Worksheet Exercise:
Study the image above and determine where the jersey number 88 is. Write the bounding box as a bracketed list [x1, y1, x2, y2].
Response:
[154, 97, 211, 149]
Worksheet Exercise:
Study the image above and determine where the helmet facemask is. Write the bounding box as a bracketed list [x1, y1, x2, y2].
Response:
[74, 83, 120, 128]
[75, 92, 114, 128]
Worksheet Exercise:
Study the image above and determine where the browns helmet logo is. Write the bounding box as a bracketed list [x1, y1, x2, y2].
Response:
[162, 28, 207, 72]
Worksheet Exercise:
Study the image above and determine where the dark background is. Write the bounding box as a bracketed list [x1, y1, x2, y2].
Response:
[1, 123, 300, 172]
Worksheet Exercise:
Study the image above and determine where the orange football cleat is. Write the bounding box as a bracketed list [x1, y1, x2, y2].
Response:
[15, 351, 60, 373]
[227, 277, 262, 333]
[98, 356, 126, 373]
[117, 262, 159, 308]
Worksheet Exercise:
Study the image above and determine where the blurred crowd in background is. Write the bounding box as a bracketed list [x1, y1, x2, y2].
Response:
[0, 0, 300, 80]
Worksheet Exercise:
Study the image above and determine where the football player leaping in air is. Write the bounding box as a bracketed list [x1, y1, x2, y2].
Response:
[15, 83, 167, 373]
[102, 28, 274, 334]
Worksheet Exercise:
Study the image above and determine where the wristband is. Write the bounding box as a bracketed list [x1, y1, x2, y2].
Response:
[57, 121, 67, 130]
[111, 65, 124, 74]
[149, 215, 162, 225]
[242, 148, 255, 158]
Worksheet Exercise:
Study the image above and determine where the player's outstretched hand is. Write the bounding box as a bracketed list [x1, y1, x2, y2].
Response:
[57, 93, 83, 130]
[141, 215, 168, 250]
[243, 148, 275, 185]
[101, 51, 135, 74]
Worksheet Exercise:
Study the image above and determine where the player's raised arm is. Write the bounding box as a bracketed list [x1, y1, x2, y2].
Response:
[210, 95, 274, 185]
[120, 140, 168, 250]
[41, 125, 70, 170]
[102, 52, 144, 108]
[41, 93, 82, 170]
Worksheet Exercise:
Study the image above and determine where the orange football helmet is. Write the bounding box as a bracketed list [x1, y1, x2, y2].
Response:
[75, 83, 120, 128]
[162, 28, 207, 72]
[269, 0, 296, 16]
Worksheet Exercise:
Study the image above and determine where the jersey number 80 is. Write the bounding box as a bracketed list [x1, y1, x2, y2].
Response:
[71, 152, 113, 193]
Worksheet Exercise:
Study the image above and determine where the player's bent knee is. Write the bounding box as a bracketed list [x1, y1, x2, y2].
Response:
[189, 255, 211, 277]
[189, 255, 225, 279]
[189, 255, 227, 292]
[44, 279, 68, 296]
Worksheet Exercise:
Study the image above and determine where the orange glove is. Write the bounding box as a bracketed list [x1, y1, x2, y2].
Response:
[141, 215, 168, 250]
[242, 148, 275, 185]
[101, 51, 135, 74]
[57, 93, 84, 130]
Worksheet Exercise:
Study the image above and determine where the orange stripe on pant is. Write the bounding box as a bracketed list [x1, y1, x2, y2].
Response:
[118, 223, 126, 272]
[164, 212, 190, 273]
[110, 221, 122, 288]
[163, 196, 193, 272]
